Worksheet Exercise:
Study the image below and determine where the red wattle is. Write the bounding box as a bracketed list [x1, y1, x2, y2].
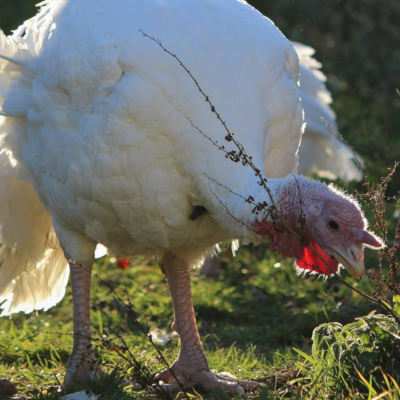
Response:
[296, 240, 338, 276]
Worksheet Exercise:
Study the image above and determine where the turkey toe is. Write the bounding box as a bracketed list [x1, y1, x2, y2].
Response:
[156, 369, 259, 396]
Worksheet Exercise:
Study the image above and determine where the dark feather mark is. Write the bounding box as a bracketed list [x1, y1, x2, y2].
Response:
[190, 205, 208, 221]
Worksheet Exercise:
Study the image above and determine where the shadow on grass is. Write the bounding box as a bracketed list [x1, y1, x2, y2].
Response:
[194, 257, 374, 358]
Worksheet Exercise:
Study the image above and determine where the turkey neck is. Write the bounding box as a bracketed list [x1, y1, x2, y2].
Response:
[207, 173, 288, 242]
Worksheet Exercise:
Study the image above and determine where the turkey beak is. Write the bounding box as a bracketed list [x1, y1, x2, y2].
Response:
[331, 244, 365, 279]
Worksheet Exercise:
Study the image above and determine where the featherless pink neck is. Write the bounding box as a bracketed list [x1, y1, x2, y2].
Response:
[253, 177, 340, 276]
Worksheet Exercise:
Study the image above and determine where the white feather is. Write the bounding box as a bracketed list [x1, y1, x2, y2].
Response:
[0, 25, 68, 316]
[294, 42, 363, 181]
[0, 157, 68, 316]
[94, 244, 108, 259]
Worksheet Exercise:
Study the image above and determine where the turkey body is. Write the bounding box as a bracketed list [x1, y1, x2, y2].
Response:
[11, 0, 300, 260]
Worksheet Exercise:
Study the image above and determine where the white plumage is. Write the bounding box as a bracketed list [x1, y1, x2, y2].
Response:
[0, 0, 360, 318]
[295, 42, 363, 181]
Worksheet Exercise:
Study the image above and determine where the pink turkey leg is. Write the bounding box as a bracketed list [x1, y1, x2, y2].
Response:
[64, 262, 98, 388]
[158, 254, 258, 395]
[162, 254, 209, 375]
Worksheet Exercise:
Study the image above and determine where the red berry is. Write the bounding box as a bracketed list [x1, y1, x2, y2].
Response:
[117, 258, 130, 270]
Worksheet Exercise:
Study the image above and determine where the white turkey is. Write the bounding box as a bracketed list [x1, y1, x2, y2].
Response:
[0, 0, 382, 394]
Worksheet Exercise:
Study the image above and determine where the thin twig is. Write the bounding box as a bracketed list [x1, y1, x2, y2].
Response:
[208, 184, 254, 231]
[140, 30, 278, 219]
[122, 298, 189, 396]
[336, 276, 400, 324]
[98, 278, 192, 398]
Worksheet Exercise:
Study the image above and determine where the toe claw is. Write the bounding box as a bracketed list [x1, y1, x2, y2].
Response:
[151, 382, 181, 398]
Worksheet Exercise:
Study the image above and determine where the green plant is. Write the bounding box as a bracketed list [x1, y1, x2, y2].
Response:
[294, 312, 400, 399]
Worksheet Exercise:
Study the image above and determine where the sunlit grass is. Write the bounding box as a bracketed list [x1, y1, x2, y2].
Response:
[1, 247, 396, 399]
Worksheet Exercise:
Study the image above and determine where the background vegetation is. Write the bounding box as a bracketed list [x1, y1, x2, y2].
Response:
[0, 1, 399, 399]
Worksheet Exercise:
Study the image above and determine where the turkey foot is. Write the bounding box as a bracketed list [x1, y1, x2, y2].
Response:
[156, 364, 259, 396]
[159, 254, 260, 396]
[64, 262, 100, 390]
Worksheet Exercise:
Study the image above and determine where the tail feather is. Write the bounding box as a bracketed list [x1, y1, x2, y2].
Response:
[0, 29, 69, 316]
[293, 42, 363, 182]
[0, 176, 69, 316]
[299, 134, 364, 182]
[0, 31, 17, 62]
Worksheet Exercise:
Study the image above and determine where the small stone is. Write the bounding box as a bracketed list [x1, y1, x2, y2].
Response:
[61, 391, 99, 400]
[149, 328, 178, 347]
[0, 379, 17, 397]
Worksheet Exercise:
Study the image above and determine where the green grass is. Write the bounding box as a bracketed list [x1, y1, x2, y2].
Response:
[0, 249, 391, 399]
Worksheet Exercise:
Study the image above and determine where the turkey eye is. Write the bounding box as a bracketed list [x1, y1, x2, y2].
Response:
[328, 220, 339, 230]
